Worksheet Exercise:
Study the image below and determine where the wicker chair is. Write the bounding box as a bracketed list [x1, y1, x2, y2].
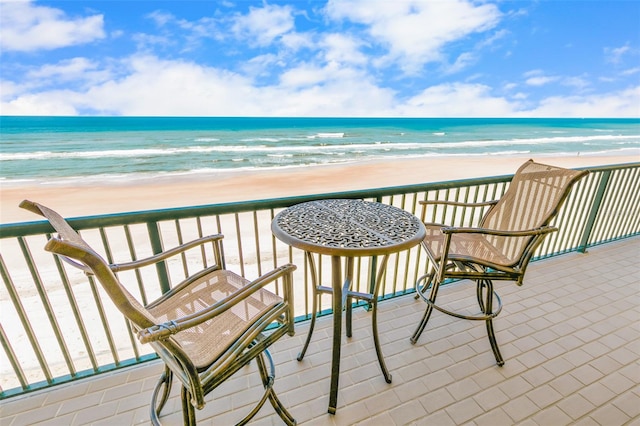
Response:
[20, 200, 297, 426]
[410, 160, 588, 365]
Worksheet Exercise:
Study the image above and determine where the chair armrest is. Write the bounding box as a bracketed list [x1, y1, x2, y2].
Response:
[419, 200, 498, 208]
[59, 255, 93, 274]
[137, 263, 297, 343]
[419, 200, 499, 227]
[432, 225, 558, 282]
[110, 234, 224, 272]
[441, 225, 557, 237]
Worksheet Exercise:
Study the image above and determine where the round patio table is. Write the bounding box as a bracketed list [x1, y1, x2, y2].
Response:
[271, 198, 425, 414]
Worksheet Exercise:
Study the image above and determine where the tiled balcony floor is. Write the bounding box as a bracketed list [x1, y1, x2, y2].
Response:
[2, 237, 639, 426]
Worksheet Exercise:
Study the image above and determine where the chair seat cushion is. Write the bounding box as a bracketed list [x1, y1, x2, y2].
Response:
[147, 269, 282, 369]
[423, 224, 515, 267]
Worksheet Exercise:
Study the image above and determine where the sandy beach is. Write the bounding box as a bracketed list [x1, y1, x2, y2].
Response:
[1, 154, 637, 224]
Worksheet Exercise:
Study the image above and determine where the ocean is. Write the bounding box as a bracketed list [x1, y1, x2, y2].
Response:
[1, 116, 638, 186]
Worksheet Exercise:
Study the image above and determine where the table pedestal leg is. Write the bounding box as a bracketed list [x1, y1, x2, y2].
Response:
[345, 258, 354, 338]
[328, 255, 342, 414]
[303, 254, 391, 414]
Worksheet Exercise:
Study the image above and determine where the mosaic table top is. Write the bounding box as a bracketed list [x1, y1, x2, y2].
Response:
[272, 199, 425, 257]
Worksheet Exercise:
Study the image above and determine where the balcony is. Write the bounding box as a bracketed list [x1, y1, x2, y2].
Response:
[1, 162, 638, 424]
[1, 236, 638, 425]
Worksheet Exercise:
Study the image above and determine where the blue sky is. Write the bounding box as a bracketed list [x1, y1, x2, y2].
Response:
[1, 0, 638, 117]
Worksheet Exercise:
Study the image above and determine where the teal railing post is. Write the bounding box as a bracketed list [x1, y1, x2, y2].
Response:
[146, 222, 171, 293]
[578, 170, 611, 253]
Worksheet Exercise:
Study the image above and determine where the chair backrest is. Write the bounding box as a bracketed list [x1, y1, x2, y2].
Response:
[19, 200, 157, 330]
[480, 160, 588, 264]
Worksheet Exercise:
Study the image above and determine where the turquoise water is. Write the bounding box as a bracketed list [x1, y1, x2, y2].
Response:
[1, 116, 638, 185]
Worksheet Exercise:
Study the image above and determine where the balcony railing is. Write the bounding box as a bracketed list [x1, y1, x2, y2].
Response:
[1, 162, 638, 399]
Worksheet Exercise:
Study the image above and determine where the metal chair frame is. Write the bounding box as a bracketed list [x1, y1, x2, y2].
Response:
[410, 160, 588, 366]
[20, 200, 297, 425]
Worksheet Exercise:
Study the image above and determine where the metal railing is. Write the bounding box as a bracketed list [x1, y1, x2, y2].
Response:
[1, 162, 638, 398]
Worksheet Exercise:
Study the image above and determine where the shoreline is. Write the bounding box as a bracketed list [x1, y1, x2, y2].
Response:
[2, 153, 637, 224]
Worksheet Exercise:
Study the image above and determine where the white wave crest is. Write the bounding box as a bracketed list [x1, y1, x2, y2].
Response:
[1, 134, 637, 162]
[193, 137, 220, 142]
[308, 132, 345, 139]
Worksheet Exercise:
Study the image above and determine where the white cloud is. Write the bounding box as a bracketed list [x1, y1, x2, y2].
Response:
[147, 10, 175, 27]
[132, 32, 173, 52]
[444, 52, 477, 74]
[2, 54, 639, 117]
[280, 32, 314, 51]
[527, 86, 640, 118]
[0, 0, 105, 52]
[325, 0, 502, 74]
[397, 82, 518, 116]
[264, 72, 397, 117]
[242, 53, 282, 78]
[231, 4, 295, 47]
[526, 76, 558, 86]
[605, 44, 631, 64]
[1, 55, 395, 116]
[562, 75, 590, 91]
[524, 70, 592, 91]
[477, 28, 509, 50]
[621, 67, 640, 76]
[80, 56, 258, 116]
[27, 57, 102, 82]
[0, 79, 21, 99]
[524, 70, 559, 86]
[1, 90, 80, 115]
[320, 33, 368, 66]
[279, 64, 330, 88]
[135, 11, 219, 53]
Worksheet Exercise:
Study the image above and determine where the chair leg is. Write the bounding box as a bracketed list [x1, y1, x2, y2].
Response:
[237, 350, 296, 426]
[346, 295, 353, 338]
[150, 366, 173, 426]
[486, 318, 504, 367]
[410, 271, 440, 344]
[478, 279, 504, 366]
[181, 385, 196, 426]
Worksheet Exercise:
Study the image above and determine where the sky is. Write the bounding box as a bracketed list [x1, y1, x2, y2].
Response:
[0, 0, 639, 117]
